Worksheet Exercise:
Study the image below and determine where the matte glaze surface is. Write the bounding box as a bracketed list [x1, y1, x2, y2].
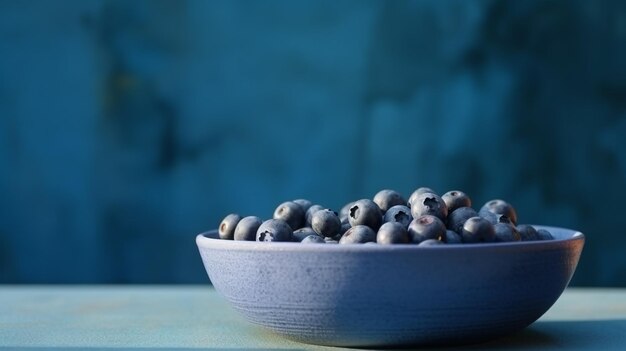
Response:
[196, 226, 584, 347]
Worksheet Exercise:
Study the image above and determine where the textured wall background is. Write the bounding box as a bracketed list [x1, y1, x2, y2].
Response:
[0, 0, 625, 285]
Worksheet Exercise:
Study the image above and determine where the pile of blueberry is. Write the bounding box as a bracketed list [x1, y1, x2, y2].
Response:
[217, 187, 554, 245]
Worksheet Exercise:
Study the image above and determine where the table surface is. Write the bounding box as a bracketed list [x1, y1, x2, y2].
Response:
[0, 286, 625, 351]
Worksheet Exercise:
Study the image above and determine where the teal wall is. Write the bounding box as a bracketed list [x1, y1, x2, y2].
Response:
[1, 0, 625, 285]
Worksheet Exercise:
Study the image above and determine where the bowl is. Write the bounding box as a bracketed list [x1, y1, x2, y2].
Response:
[196, 225, 584, 347]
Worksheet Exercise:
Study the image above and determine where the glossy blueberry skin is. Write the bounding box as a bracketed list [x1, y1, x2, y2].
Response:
[293, 199, 314, 213]
[480, 199, 518, 225]
[494, 223, 521, 242]
[233, 216, 263, 241]
[377, 222, 410, 244]
[373, 189, 406, 213]
[517, 224, 539, 241]
[445, 230, 463, 244]
[348, 199, 383, 231]
[339, 225, 377, 244]
[447, 207, 478, 234]
[478, 209, 496, 223]
[311, 209, 342, 238]
[256, 219, 293, 242]
[407, 215, 446, 244]
[383, 205, 413, 229]
[301, 235, 326, 244]
[537, 229, 554, 240]
[274, 201, 305, 230]
[292, 227, 320, 242]
[418, 239, 445, 246]
[305, 205, 324, 227]
[461, 217, 496, 243]
[441, 190, 472, 213]
[407, 187, 436, 208]
[218, 213, 241, 240]
[410, 193, 448, 222]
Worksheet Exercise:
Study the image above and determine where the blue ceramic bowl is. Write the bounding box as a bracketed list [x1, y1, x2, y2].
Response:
[196, 225, 584, 347]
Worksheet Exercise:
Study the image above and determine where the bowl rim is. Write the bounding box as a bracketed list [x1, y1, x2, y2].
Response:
[196, 225, 584, 252]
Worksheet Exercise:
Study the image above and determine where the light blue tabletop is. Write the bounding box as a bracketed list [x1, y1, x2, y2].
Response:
[1, 286, 625, 350]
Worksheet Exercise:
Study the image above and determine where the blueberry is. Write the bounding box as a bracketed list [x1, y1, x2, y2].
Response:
[324, 237, 339, 244]
[517, 224, 539, 241]
[441, 190, 472, 213]
[301, 235, 326, 244]
[218, 213, 241, 240]
[339, 201, 355, 222]
[373, 189, 406, 213]
[311, 209, 342, 237]
[233, 216, 262, 241]
[256, 219, 293, 242]
[339, 225, 377, 244]
[407, 187, 436, 208]
[273, 201, 305, 230]
[495, 214, 514, 225]
[383, 205, 413, 228]
[445, 229, 463, 244]
[478, 208, 513, 225]
[348, 199, 383, 231]
[292, 227, 320, 242]
[305, 204, 324, 227]
[478, 209, 498, 224]
[461, 217, 496, 243]
[377, 222, 410, 244]
[447, 207, 478, 234]
[537, 229, 554, 240]
[293, 199, 314, 213]
[418, 239, 445, 246]
[480, 199, 518, 225]
[494, 223, 521, 242]
[339, 220, 351, 235]
[407, 215, 446, 243]
[410, 193, 448, 222]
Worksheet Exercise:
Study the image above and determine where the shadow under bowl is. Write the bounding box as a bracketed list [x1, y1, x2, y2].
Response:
[196, 225, 584, 347]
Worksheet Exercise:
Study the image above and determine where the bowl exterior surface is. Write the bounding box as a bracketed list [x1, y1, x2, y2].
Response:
[196, 226, 584, 347]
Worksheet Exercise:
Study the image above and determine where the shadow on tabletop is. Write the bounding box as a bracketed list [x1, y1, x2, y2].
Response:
[388, 319, 626, 351]
[467, 319, 626, 350]
[2, 319, 625, 351]
[370, 319, 626, 351]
